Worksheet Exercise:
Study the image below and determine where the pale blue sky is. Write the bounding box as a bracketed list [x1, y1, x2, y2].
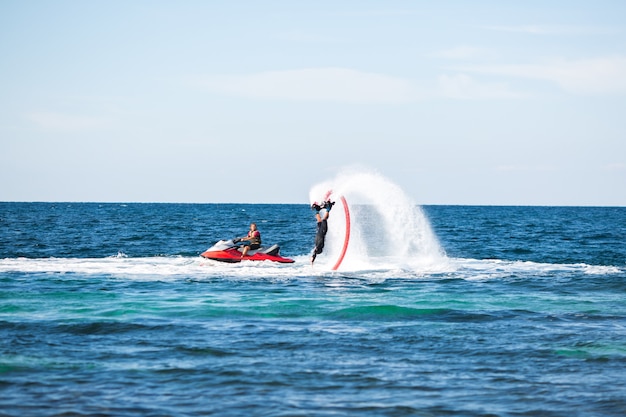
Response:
[1, 1, 625, 205]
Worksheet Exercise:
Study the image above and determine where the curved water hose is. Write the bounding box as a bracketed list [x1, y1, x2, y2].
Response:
[331, 196, 350, 271]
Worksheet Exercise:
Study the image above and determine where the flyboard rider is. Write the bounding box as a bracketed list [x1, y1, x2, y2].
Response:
[310, 200, 335, 264]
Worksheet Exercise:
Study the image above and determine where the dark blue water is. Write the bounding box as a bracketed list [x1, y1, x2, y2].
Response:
[1, 202, 625, 416]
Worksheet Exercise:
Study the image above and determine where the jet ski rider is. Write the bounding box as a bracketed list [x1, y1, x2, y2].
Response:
[236, 222, 261, 258]
[310, 200, 335, 264]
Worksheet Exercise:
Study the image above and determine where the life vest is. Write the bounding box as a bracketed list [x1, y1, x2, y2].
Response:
[248, 230, 261, 245]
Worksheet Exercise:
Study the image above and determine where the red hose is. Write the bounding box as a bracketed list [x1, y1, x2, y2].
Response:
[331, 196, 350, 271]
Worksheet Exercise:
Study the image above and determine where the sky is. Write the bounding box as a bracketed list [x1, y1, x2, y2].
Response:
[1, 0, 625, 206]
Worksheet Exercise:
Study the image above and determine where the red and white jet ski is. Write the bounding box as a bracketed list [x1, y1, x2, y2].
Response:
[200, 239, 295, 263]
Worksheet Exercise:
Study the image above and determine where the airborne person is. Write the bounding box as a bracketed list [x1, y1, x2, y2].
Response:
[310, 200, 334, 264]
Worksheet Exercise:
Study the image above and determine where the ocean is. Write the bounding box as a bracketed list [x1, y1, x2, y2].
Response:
[1, 178, 625, 416]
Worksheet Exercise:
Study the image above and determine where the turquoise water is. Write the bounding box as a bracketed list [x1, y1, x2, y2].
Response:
[1, 202, 625, 416]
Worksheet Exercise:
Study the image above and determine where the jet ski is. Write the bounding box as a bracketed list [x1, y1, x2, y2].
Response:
[200, 239, 295, 263]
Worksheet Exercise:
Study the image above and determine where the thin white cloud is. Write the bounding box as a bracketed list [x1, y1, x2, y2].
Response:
[495, 165, 557, 172]
[436, 46, 491, 60]
[273, 31, 343, 43]
[331, 9, 423, 18]
[483, 25, 619, 36]
[27, 112, 109, 132]
[438, 74, 526, 100]
[457, 56, 626, 95]
[195, 68, 420, 103]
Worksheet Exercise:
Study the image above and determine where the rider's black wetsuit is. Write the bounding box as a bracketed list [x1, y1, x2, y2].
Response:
[311, 201, 334, 264]
[311, 217, 328, 263]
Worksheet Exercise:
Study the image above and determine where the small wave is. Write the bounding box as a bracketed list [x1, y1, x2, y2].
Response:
[329, 305, 449, 320]
[555, 342, 626, 360]
[325, 305, 528, 322]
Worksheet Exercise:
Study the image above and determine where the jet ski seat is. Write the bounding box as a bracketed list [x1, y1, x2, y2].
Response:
[259, 244, 280, 256]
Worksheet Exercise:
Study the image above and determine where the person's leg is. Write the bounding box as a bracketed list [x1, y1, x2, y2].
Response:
[311, 244, 321, 264]
[241, 242, 250, 258]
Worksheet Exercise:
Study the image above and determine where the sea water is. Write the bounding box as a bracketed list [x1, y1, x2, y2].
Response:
[1, 174, 625, 416]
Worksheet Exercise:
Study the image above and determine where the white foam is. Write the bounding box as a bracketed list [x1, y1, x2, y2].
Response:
[309, 168, 448, 273]
[0, 255, 620, 283]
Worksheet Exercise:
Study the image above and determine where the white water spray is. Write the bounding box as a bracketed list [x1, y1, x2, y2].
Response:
[309, 169, 448, 272]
